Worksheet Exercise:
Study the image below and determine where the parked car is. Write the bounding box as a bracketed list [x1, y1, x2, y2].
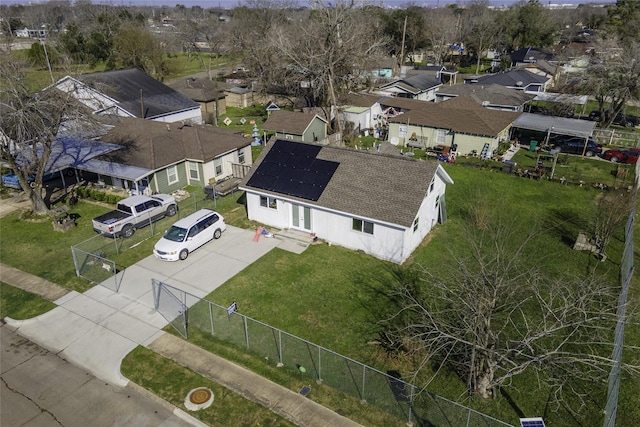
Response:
[1, 169, 65, 190]
[601, 148, 640, 164]
[548, 136, 603, 157]
[153, 209, 226, 261]
[92, 194, 178, 238]
[588, 110, 640, 127]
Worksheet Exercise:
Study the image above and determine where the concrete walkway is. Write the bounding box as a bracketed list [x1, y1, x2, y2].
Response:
[1, 226, 362, 426]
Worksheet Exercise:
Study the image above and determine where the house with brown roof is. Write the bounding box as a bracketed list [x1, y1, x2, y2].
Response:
[384, 96, 521, 157]
[262, 110, 328, 143]
[164, 73, 228, 125]
[87, 118, 252, 195]
[240, 139, 453, 264]
[434, 83, 536, 112]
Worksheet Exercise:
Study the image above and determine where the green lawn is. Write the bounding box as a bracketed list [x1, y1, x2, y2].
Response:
[1, 160, 637, 426]
[0, 282, 57, 320]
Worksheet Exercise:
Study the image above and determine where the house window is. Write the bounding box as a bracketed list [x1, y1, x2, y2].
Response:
[167, 165, 178, 185]
[429, 179, 435, 193]
[352, 218, 374, 235]
[214, 158, 222, 175]
[436, 129, 446, 144]
[413, 217, 419, 232]
[188, 162, 199, 180]
[238, 149, 245, 164]
[260, 196, 277, 209]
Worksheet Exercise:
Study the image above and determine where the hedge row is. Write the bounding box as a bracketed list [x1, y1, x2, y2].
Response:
[74, 186, 125, 205]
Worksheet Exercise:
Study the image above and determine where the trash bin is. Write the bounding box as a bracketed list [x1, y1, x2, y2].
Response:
[502, 160, 516, 174]
[204, 185, 216, 200]
[529, 140, 538, 152]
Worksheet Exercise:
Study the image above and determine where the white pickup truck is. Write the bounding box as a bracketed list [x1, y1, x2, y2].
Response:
[92, 194, 178, 238]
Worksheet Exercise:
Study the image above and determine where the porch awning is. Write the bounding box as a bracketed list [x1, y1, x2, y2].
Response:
[75, 159, 152, 182]
[511, 113, 596, 138]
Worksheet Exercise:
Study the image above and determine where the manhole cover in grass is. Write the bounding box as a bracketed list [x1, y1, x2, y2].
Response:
[185, 387, 214, 411]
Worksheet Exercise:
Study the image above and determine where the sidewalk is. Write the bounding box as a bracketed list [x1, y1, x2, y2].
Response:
[1, 247, 363, 427]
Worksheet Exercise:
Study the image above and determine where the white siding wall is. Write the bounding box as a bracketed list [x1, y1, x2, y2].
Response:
[246, 187, 449, 264]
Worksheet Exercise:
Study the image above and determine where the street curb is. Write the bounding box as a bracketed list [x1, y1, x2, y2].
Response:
[125, 381, 208, 427]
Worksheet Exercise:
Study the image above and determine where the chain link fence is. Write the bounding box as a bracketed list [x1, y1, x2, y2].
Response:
[153, 279, 512, 427]
[602, 162, 638, 427]
[71, 193, 223, 287]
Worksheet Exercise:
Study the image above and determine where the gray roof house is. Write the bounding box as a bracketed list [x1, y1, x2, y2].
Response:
[89, 118, 252, 195]
[376, 72, 443, 101]
[435, 83, 536, 112]
[240, 139, 453, 263]
[54, 68, 202, 124]
[262, 110, 328, 143]
[464, 69, 551, 93]
[384, 96, 521, 157]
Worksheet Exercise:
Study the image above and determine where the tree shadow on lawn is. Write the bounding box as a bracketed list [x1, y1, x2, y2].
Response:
[544, 207, 590, 249]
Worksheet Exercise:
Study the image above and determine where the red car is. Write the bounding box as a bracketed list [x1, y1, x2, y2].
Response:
[601, 148, 640, 164]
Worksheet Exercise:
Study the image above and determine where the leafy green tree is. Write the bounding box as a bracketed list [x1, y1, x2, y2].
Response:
[112, 25, 167, 80]
[26, 41, 59, 70]
[59, 22, 86, 63]
[381, 7, 427, 68]
[498, 0, 558, 50]
[606, 0, 640, 43]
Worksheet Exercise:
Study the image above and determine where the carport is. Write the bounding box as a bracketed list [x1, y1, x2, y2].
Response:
[511, 113, 597, 146]
[74, 159, 152, 195]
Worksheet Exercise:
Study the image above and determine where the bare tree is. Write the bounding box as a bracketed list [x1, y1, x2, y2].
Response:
[423, 7, 459, 66]
[581, 41, 640, 127]
[272, 0, 387, 132]
[0, 56, 92, 214]
[371, 217, 638, 407]
[592, 191, 633, 261]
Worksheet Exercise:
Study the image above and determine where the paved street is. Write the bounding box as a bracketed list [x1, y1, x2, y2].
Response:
[1, 324, 200, 427]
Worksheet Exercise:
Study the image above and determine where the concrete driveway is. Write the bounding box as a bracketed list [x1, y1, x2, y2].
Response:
[6, 226, 281, 387]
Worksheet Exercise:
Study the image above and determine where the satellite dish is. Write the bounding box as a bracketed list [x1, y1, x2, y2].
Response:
[390, 137, 399, 146]
[515, 81, 524, 87]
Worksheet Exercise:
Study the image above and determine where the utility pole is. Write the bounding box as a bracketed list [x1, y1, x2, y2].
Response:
[399, 15, 407, 74]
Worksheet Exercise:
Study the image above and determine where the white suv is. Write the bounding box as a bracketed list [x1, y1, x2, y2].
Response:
[153, 209, 226, 261]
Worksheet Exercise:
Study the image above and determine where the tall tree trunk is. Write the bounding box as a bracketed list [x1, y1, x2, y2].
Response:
[28, 187, 49, 215]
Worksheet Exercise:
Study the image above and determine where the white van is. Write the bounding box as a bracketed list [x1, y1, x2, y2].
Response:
[153, 209, 226, 261]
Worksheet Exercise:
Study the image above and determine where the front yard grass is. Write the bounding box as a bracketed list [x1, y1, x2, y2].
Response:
[0, 282, 57, 320]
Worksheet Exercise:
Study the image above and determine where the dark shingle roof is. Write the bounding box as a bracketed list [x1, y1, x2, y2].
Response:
[79, 69, 199, 119]
[99, 117, 250, 170]
[241, 140, 444, 227]
[262, 110, 325, 134]
[474, 69, 549, 87]
[386, 96, 522, 137]
[436, 83, 536, 107]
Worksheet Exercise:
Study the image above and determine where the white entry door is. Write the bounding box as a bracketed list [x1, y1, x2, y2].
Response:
[292, 204, 311, 231]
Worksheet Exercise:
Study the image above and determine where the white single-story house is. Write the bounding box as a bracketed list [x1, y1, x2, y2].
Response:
[54, 69, 202, 124]
[240, 139, 453, 264]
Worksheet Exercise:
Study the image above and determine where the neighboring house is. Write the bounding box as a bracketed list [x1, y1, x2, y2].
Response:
[375, 72, 443, 101]
[408, 65, 459, 85]
[15, 27, 47, 38]
[87, 118, 252, 195]
[54, 68, 202, 124]
[464, 69, 552, 93]
[262, 110, 328, 143]
[240, 139, 454, 264]
[384, 96, 521, 157]
[337, 93, 382, 136]
[164, 74, 227, 125]
[509, 47, 555, 68]
[435, 83, 536, 112]
[224, 86, 254, 108]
